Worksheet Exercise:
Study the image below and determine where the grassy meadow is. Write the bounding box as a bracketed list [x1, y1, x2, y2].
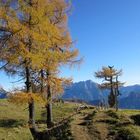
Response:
[0, 99, 140, 140]
[0, 99, 78, 140]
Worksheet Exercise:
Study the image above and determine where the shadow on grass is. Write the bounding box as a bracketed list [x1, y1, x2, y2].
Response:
[131, 114, 140, 126]
[0, 119, 25, 128]
[96, 118, 118, 125]
[31, 119, 74, 140]
[78, 110, 96, 126]
[84, 111, 96, 120]
[106, 110, 119, 119]
[114, 126, 140, 140]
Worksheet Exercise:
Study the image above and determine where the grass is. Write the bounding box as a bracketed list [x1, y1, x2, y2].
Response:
[116, 125, 140, 140]
[130, 114, 140, 126]
[106, 109, 140, 140]
[0, 99, 78, 140]
[118, 109, 140, 116]
[0, 99, 140, 140]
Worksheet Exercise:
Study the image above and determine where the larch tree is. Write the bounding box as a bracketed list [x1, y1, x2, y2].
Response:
[0, 0, 79, 134]
[0, 0, 53, 134]
[44, 3, 79, 128]
[30, 0, 79, 128]
[95, 66, 124, 109]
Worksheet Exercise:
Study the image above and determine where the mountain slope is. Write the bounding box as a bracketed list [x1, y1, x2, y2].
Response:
[62, 80, 102, 101]
[119, 92, 140, 109]
[62, 80, 140, 109]
[120, 85, 140, 98]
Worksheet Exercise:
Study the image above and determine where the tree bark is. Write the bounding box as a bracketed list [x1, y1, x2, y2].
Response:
[115, 76, 119, 111]
[26, 0, 37, 132]
[108, 67, 115, 108]
[46, 71, 53, 128]
[114, 89, 118, 111]
[41, 69, 53, 128]
[25, 66, 36, 124]
[40, 69, 44, 94]
[25, 65, 37, 139]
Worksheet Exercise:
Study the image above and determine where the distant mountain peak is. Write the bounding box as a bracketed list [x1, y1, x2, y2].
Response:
[62, 80, 140, 109]
[62, 80, 103, 102]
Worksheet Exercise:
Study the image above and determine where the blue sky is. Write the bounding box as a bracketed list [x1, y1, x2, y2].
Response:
[1, 0, 140, 90]
[61, 0, 140, 85]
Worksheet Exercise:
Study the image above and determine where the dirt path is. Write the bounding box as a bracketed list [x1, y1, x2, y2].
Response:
[71, 109, 94, 140]
[71, 109, 113, 140]
[92, 111, 112, 140]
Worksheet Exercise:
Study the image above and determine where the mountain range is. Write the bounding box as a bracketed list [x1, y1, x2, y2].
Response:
[62, 80, 140, 109]
[0, 80, 140, 109]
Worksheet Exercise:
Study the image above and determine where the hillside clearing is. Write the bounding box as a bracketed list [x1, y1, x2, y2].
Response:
[0, 100, 140, 140]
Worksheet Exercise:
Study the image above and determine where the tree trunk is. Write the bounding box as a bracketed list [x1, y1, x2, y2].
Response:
[108, 76, 115, 108]
[46, 102, 53, 128]
[46, 71, 53, 128]
[26, 0, 37, 132]
[41, 70, 53, 127]
[115, 76, 119, 111]
[29, 99, 37, 131]
[25, 66, 37, 137]
[114, 89, 118, 111]
[40, 69, 44, 94]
